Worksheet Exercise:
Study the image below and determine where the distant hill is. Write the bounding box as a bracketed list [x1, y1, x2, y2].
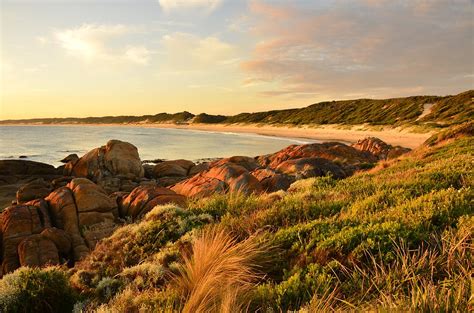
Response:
[1, 90, 472, 128]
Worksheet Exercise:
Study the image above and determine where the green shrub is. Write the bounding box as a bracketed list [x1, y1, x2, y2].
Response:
[0, 267, 77, 313]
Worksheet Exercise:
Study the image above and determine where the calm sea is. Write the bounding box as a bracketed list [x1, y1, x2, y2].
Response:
[0, 125, 317, 166]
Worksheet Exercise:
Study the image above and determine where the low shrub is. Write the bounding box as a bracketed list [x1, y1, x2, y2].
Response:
[0, 267, 77, 313]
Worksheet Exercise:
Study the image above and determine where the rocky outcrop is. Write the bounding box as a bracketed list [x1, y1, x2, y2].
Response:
[275, 157, 347, 179]
[0, 160, 59, 176]
[251, 168, 294, 193]
[0, 160, 62, 209]
[66, 140, 144, 191]
[172, 162, 263, 197]
[16, 178, 52, 204]
[0, 201, 52, 274]
[258, 142, 377, 169]
[351, 137, 411, 160]
[153, 159, 195, 178]
[0, 136, 411, 275]
[118, 185, 186, 220]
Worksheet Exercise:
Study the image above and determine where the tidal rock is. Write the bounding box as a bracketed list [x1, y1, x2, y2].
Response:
[16, 178, 51, 204]
[152, 159, 195, 178]
[60, 153, 79, 164]
[0, 160, 58, 176]
[69, 140, 144, 182]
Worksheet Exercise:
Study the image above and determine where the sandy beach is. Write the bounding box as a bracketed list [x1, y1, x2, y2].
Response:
[2, 123, 433, 149]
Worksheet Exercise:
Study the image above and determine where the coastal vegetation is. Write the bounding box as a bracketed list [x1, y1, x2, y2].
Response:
[1, 90, 472, 129]
[0, 122, 471, 312]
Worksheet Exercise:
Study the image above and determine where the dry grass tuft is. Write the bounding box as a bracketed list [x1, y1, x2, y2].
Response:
[173, 226, 266, 313]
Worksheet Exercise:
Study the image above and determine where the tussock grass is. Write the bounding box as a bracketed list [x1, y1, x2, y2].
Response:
[173, 226, 267, 313]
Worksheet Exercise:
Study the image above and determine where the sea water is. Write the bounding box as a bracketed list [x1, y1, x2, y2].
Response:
[0, 125, 318, 166]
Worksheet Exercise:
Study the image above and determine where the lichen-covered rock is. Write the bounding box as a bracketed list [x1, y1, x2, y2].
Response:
[275, 157, 346, 179]
[40, 227, 72, 255]
[18, 234, 59, 268]
[171, 174, 227, 198]
[67, 178, 117, 214]
[46, 187, 89, 261]
[16, 179, 51, 204]
[0, 202, 52, 275]
[68, 140, 144, 182]
[258, 142, 377, 169]
[351, 137, 410, 160]
[119, 185, 186, 219]
[210, 156, 260, 171]
[251, 168, 294, 192]
[152, 159, 195, 178]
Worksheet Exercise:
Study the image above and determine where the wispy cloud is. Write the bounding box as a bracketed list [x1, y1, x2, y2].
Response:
[158, 0, 222, 13]
[242, 0, 474, 99]
[54, 24, 151, 65]
[160, 32, 236, 71]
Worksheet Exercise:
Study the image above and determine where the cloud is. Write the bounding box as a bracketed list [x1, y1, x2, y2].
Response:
[242, 0, 474, 99]
[158, 0, 221, 13]
[160, 32, 236, 71]
[54, 24, 151, 65]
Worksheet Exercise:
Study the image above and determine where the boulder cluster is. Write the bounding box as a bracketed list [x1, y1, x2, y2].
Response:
[0, 137, 409, 276]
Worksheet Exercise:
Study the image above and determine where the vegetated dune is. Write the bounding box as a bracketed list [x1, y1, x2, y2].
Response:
[1, 89, 472, 127]
[1, 122, 471, 312]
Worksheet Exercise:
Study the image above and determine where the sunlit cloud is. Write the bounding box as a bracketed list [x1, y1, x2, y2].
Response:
[160, 32, 236, 71]
[242, 0, 474, 99]
[54, 24, 151, 65]
[158, 0, 222, 13]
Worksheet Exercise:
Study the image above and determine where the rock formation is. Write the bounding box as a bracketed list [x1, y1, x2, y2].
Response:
[0, 137, 410, 275]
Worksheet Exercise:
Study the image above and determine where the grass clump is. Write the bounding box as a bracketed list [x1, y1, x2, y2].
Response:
[173, 226, 266, 313]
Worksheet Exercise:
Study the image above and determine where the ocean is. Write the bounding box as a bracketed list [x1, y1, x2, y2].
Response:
[0, 125, 317, 166]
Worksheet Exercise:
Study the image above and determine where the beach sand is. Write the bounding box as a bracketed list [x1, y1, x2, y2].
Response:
[137, 123, 431, 149]
[3, 123, 432, 149]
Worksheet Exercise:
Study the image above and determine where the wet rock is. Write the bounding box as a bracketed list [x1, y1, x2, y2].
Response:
[60, 153, 79, 164]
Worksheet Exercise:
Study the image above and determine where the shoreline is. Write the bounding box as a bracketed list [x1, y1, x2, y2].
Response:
[0, 122, 433, 148]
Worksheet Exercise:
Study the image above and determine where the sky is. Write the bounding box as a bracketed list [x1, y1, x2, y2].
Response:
[1, 0, 473, 119]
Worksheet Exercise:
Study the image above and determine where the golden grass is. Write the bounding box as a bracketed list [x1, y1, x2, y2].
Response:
[172, 226, 266, 313]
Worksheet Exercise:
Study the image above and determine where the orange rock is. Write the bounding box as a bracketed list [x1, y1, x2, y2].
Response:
[120, 185, 187, 219]
[18, 234, 59, 268]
